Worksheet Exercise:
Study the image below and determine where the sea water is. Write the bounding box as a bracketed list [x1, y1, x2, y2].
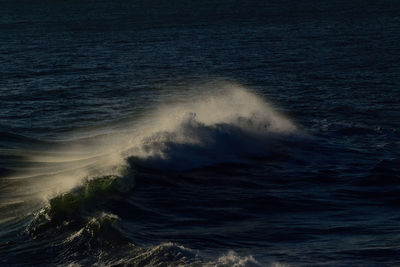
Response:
[1, 0, 399, 266]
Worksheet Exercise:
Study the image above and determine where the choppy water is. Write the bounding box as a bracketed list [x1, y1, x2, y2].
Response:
[1, 0, 400, 266]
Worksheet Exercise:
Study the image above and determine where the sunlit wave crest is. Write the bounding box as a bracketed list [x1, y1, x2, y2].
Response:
[1, 81, 302, 223]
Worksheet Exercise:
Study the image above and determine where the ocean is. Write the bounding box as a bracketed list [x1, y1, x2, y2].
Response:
[1, 0, 400, 266]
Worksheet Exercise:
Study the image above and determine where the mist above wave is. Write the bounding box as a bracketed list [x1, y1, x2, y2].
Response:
[126, 82, 299, 170]
[1, 81, 301, 218]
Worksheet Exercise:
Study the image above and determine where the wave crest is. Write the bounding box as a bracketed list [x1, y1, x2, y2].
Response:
[5, 81, 301, 227]
[127, 82, 300, 170]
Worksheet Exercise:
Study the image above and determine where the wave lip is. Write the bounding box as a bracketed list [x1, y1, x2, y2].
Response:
[127, 82, 300, 170]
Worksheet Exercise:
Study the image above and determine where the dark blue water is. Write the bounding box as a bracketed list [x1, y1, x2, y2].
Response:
[1, 0, 400, 266]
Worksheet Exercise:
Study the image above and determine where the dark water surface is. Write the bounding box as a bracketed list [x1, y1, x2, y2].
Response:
[1, 0, 400, 266]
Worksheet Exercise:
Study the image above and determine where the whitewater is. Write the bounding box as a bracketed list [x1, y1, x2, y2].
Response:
[1, 82, 305, 266]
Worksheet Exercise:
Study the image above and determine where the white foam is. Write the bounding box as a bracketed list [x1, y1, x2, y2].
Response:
[125, 81, 299, 169]
[2, 80, 299, 212]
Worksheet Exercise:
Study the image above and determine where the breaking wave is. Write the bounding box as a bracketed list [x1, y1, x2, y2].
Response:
[1, 81, 301, 215]
[1, 81, 303, 266]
